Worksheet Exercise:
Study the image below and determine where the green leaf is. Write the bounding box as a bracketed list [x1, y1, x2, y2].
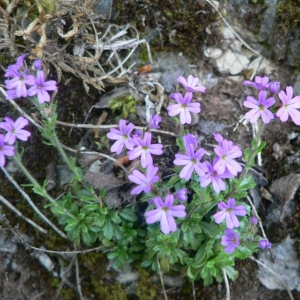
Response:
[254, 141, 266, 155]
[160, 256, 170, 273]
[244, 148, 251, 163]
[225, 266, 239, 281]
[237, 175, 256, 191]
[164, 174, 181, 188]
[103, 217, 114, 240]
[199, 221, 219, 238]
[176, 137, 185, 150]
[119, 208, 138, 222]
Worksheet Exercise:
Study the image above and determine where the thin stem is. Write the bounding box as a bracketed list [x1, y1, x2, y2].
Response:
[55, 120, 177, 137]
[157, 258, 168, 300]
[12, 152, 77, 222]
[249, 256, 294, 300]
[228, 121, 265, 198]
[0, 194, 47, 234]
[222, 268, 230, 300]
[1, 166, 67, 237]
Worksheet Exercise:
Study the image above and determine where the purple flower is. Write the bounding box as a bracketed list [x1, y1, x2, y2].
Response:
[250, 217, 258, 225]
[213, 198, 247, 228]
[167, 92, 201, 124]
[221, 229, 240, 254]
[0, 117, 31, 145]
[259, 239, 272, 249]
[269, 81, 280, 94]
[4, 54, 29, 77]
[128, 165, 159, 195]
[5, 71, 35, 98]
[128, 132, 163, 168]
[183, 133, 198, 150]
[145, 194, 186, 234]
[199, 158, 233, 194]
[177, 75, 206, 93]
[243, 76, 270, 90]
[213, 138, 242, 176]
[175, 188, 188, 201]
[149, 114, 162, 129]
[27, 70, 57, 103]
[276, 86, 300, 126]
[5, 89, 18, 101]
[107, 119, 135, 154]
[243, 90, 275, 124]
[173, 144, 208, 181]
[33, 59, 43, 70]
[0, 134, 15, 167]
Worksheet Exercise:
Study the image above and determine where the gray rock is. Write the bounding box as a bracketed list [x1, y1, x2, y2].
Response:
[258, 235, 300, 291]
[258, 5, 277, 42]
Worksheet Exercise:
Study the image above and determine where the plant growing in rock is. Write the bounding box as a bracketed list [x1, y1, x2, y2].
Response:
[2, 55, 298, 290]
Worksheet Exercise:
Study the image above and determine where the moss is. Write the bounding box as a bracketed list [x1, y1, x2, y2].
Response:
[276, 0, 300, 29]
[135, 265, 158, 300]
[113, 0, 220, 58]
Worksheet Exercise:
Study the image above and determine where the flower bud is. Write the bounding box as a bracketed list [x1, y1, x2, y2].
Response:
[149, 114, 162, 129]
[269, 82, 280, 94]
[259, 239, 272, 249]
[175, 188, 188, 201]
[33, 59, 42, 70]
[250, 217, 258, 225]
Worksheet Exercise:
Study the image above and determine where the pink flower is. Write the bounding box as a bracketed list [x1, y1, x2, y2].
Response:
[107, 119, 135, 154]
[243, 76, 270, 90]
[0, 116, 31, 145]
[213, 137, 242, 176]
[145, 194, 186, 234]
[177, 75, 206, 93]
[213, 198, 247, 228]
[167, 92, 201, 124]
[199, 158, 233, 194]
[128, 132, 163, 168]
[0, 134, 15, 167]
[5, 71, 35, 98]
[128, 165, 159, 195]
[27, 70, 57, 103]
[276, 86, 300, 125]
[243, 90, 275, 124]
[173, 144, 208, 181]
[221, 229, 240, 254]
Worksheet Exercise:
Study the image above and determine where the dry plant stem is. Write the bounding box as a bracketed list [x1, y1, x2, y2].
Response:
[249, 256, 294, 300]
[0, 166, 65, 236]
[246, 196, 267, 239]
[204, 0, 261, 57]
[55, 255, 77, 299]
[191, 281, 196, 300]
[157, 258, 168, 300]
[24, 244, 106, 255]
[222, 268, 230, 300]
[74, 244, 84, 300]
[55, 120, 177, 136]
[0, 97, 43, 130]
[0, 194, 47, 234]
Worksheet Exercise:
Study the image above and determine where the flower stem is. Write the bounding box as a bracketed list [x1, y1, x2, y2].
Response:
[13, 152, 77, 221]
[228, 120, 265, 198]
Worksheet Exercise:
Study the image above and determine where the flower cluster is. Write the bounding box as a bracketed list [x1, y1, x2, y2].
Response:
[243, 76, 300, 126]
[0, 116, 31, 166]
[167, 75, 205, 124]
[4, 54, 57, 103]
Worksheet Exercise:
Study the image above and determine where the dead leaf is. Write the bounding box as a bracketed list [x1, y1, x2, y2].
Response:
[269, 174, 300, 220]
[45, 162, 57, 191]
[85, 170, 124, 190]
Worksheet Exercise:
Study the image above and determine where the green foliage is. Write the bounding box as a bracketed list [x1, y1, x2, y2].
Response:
[108, 94, 137, 119]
